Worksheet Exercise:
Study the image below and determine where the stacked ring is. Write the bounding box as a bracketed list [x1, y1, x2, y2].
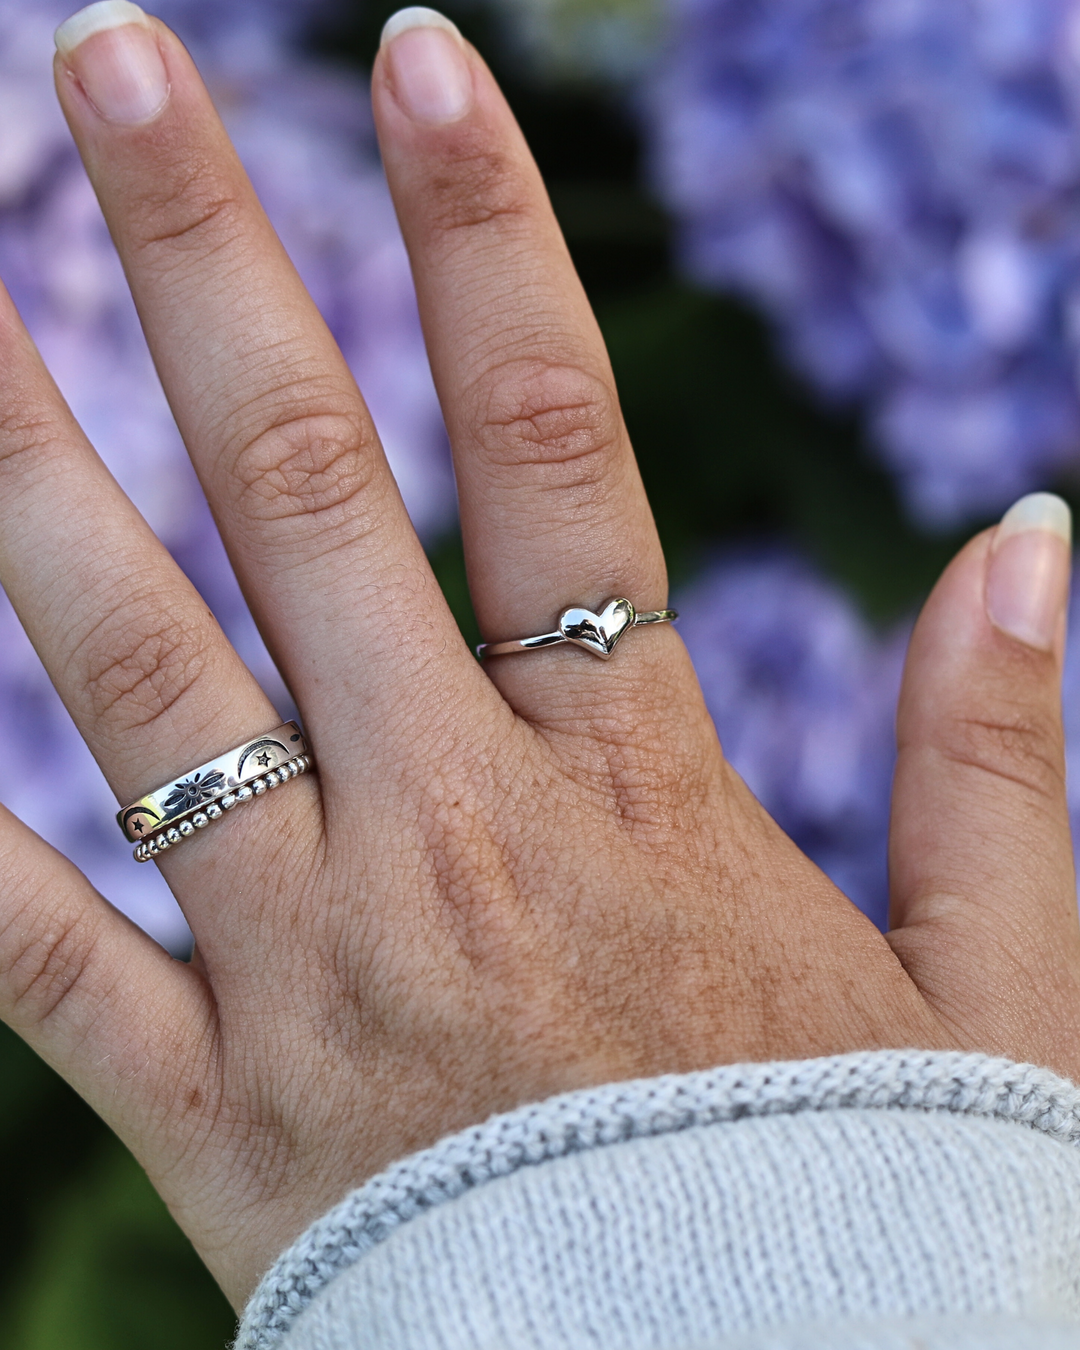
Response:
[117, 721, 314, 863]
[131, 754, 312, 862]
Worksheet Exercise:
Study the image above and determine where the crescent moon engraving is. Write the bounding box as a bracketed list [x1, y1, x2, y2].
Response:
[121, 804, 162, 837]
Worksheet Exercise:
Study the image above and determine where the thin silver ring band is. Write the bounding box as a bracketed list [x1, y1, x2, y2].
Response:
[117, 721, 310, 844]
[477, 598, 677, 662]
[132, 754, 312, 862]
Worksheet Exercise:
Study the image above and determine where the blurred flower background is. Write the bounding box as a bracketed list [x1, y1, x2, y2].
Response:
[6, 0, 1080, 1343]
[652, 0, 1080, 527]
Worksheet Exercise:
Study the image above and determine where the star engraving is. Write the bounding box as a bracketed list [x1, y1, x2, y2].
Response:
[256, 751, 272, 767]
[133, 820, 144, 835]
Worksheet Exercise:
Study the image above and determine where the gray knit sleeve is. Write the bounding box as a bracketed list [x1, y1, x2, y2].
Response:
[235, 1049, 1080, 1350]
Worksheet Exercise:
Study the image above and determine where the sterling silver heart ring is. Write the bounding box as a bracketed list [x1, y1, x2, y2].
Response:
[477, 598, 678, 662]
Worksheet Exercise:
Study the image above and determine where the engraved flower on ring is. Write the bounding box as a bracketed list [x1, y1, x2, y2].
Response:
[164, 769, 226, 815]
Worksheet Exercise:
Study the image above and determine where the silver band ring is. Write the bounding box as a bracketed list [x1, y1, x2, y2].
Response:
[118, 721, 313, 860]
[476, 598, 677, 662]
[131, 754, 311, 863]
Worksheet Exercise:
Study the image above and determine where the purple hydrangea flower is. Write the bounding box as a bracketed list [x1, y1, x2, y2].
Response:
[677, 548, 905, 928]
[0, 0, 453, 950]
[649, 0, 1080, 525]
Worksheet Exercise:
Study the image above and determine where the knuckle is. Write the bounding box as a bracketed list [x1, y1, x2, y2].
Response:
[228, 410, 383, 533]
[946, 705, 1065, 801]
[426, 147, 531, 236]
[469, 360, 623, 490]
[0, 403, 73, 476]
[0, 905, 99, 1030]
[73, 601, 216, 733]
[130, 163, 244, 256]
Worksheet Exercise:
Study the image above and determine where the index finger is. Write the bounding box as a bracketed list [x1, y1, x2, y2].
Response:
[372, 12, 675, 724]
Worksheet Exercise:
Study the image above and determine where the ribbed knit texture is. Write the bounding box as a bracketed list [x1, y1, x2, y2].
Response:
[235, 1050, 1080, 1350]
[662, 1316, 1080, 1347]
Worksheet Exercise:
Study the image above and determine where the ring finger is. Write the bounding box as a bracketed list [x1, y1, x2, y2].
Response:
[0, 279, 295, 909]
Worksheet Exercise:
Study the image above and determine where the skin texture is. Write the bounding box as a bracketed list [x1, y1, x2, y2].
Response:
[0, 12, 1076, 1311]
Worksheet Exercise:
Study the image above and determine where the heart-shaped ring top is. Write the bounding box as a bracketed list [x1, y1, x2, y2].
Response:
[558, 598, 636, 659]
[475, 598, 675, 660]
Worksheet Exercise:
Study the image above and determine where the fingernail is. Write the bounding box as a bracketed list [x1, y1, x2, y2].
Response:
[986, 492, 1072, 651]
[55, 2, 169, 125]
[380, 7, 473, 125]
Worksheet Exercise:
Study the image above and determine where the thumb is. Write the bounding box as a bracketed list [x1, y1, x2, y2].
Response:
[888, 493, 1080, 1076]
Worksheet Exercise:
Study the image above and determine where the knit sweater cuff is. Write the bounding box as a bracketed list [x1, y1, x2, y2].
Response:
[234, 1048, 1080, 1350]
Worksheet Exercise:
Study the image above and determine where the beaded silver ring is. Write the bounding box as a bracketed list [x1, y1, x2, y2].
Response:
[117, 721, 313, 862]
[131, 755, 312, 862]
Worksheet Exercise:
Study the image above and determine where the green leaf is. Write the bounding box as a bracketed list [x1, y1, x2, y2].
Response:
[10, 1134, 234, 1350]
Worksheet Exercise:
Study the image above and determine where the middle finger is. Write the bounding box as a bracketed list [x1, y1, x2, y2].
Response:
[53, 5, 479, 768]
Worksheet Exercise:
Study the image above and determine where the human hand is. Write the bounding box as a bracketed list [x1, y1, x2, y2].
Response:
[1, 1, 1078, 1309]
